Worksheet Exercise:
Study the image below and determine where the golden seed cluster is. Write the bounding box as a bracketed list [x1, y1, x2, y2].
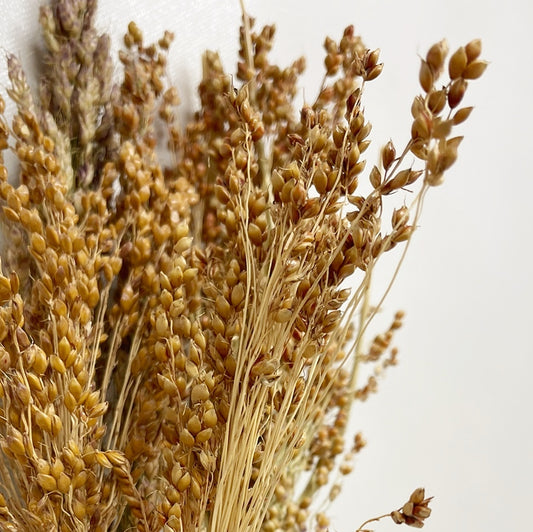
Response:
[0, 2, 483, 531]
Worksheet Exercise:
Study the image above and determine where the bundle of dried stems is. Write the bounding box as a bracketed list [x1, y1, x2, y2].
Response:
[0, 1, 485, 531]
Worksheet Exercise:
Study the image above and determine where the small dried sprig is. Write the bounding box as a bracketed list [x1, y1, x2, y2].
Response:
[356, 488, 433, 531]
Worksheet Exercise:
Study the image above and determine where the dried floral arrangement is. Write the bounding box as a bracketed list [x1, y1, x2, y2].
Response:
[0, 1, 485, 531]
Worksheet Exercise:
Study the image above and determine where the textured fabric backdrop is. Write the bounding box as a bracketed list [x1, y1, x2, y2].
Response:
[0, 1, 531, 530]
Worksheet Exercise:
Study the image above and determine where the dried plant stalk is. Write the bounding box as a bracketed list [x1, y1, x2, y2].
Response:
[0, 1, 485, 531]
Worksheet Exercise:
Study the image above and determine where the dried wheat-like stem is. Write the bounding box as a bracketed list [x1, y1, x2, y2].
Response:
[0, 2, 485, 531]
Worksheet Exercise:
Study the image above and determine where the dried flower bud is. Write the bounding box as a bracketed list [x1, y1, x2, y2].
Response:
[381, 141, 396, 171]
[448, 78, 467, 108]
[419, 60, 434, 93]
[462, 59, 488, 79]
[426, 39, 448, 73]
[448, 46, 468, 79]
[465, 38, 482, 62]
[452, 106, 474, 125]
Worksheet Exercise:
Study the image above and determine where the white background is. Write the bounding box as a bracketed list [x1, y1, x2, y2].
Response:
[1, 1, 531, 531]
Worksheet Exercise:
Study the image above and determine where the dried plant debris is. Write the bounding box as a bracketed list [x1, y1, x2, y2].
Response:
[0, 1, 484, 531]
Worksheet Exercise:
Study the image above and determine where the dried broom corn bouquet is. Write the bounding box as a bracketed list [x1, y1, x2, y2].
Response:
[0, 1, 485, 531]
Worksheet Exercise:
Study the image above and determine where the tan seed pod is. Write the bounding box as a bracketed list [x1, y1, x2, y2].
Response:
[448, 46, 468, 79]
[72, 470, 88, 489]
[0, 277, 11, 302]
[357, 121, 373, 143]
[187, 415, 202, 435]
[15, 381, 31, 406]
[9, 272, 20, 294]
[251, 358, 279, 378]
[174, 316, 191, 337]
[191, 476, 202, 499]
[465, 38, 482, 62]
[37, 473, 57, 492]
[392, 225, 414, 242]
[215, 294, 232, 319]
[333, 125, 346, 148]
[183, 268, 198, 284]
[185, 359, 199, 378]
[155, 313, 169, 336]
[0, 346, 10, 370]
[64, 391, 77, 413]
[349, 159, 366, 177]
[274, 308, 292, 323]
[271, 170, 284, 196]
[230, 283, 245, 307]
[84, 390, 100, 410]
[402, 501, 415, 517]
[89, 401, 109, 418]
[51, 458, 65, 479]
[34, 459, 50, 477]
[35, 409, 52, 433]
[15, 184, 30, 206]
[52, 414, 63, 438]
[432, 118, 453, 139]
[419, 60, 434, 93]
[193, 331, 207, 351]
[47, 382, 58, 402]
[2, 206, 19, 222]
[409, 487, 426, 504]
[391, 510, 406, 524]
[386, 168, 412, 192]
[58, 336, 70, 360]
[414, 505, 432, 519]
[203, 408, 217, 428]
[426, 39, 448, 72]
[196, 428, 213, 443]
[191, 383, 209, 403]
[291, 182, 307, 205]
[177, 471, 191, 491]
[68, 378, 82, 400]
[381, 141, 396, 171]
[280, 179, 296, 203]
[157, 374, 178, 395]
[30, 232, 46, 255]
[106, 450, 128, 467]
[6, 432, 25, 457]
[174, 236, 193, 255]
[171, 464, 182, 487]
[452, 106, 474, 125]
[440, 136, 463, 170]
[248, 223, 263, 246]
[72, 499, 87, 520]
[392, 206, 409, 228]
[462, 59, 488, 80]
[346, 144, 360, 168]
[50, 354, 66, 374]
[411, 113, 431, 140]
[365, 63, 383, 81]
[57, 472, 70, 494]
[427, 89, 447, 114]
[169, 503, 182, 519]
[224, 355, 237, 376]
[309, 125, 328, 152]
[180, 428, 195, 447]
[448, 78, 467, 109]
[358, 139, 371, 153]
[95, 451, 113, 469]
[365, 48, 381, 70]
